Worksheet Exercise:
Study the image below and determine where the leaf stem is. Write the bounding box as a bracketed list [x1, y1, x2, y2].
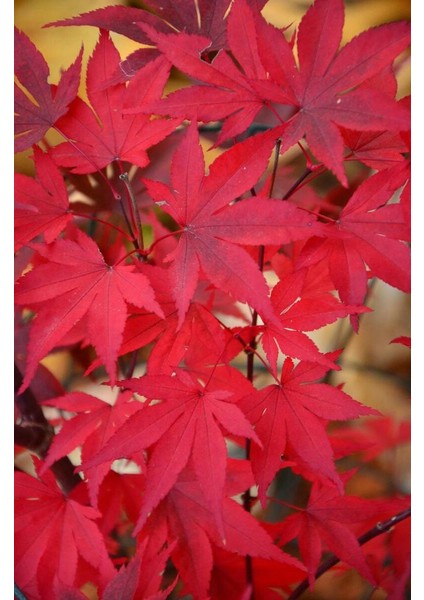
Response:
[286, 508, 411, 600]
[281, 167, 312, 201]
[70, 209, 134, 241]
[118, 170, 146, 259]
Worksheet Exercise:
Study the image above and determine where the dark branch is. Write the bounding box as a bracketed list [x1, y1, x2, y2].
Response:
[14, 364, 82, 495]
[287, 508, 411, 600]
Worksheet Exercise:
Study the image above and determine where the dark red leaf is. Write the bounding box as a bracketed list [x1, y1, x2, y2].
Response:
[14, 28, 82, 152]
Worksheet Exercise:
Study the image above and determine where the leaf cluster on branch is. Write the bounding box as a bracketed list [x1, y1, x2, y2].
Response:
[14, 0, 411, 598]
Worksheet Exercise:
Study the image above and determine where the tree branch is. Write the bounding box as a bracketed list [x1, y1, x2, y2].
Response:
[14, 364, 82, 495]
[287, 508, 411, 600]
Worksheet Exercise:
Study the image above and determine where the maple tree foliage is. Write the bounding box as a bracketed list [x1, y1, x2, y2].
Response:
[14, 0, 411, 599]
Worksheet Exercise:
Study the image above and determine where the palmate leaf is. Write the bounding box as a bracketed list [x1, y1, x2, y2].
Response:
[142, 463, 304, 599]
[39, 391, 141, 507]
[276, 481, 409, 587]
[15, 147, 73, 251]
[296, 168, 410, 329]
[50, 30, 179, 174]
[144, 123, 321, 327]
[260, 267, 369, 373]
[14, 27, 82, 152]
[80, 368, 261, 541]
[15, 461, 115, 598]
[239, 357, 379, 504]
[140, 0, 410, 184]
[15, 229, 163, 391]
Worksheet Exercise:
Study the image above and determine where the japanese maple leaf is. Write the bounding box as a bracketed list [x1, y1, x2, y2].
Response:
[87, 266, 237, 376]
[276, 481, 408, 587]
[15, 147, 73, 251]
[260, 267, 368, 374]
[145, 302, 236, 375]
[142, 463, 304, 599]
[342, 128, 409, 171]
[144, 122, 320, 327]
[39, 391, 141, 507]
[81, 368, 261, 541]
[252, 0, 410, 185]
[126, 24, 268, 145]
[15, 462, 114, 599]
[296, 168, 410, 329]
[15, 229, 163, 391]
[14, 27, 82, 152]
[50, 31, 179, 174]
[239, 357, 378, 505]
[143, 0, 410, 183]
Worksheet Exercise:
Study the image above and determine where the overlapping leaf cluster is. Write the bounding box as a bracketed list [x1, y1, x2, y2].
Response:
[14, 0, 411, 598]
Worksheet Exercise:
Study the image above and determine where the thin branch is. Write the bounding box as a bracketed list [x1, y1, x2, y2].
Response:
[287, 508, 411, 600]
[281, 168, 312, 201]
[119, 171, 145, 256]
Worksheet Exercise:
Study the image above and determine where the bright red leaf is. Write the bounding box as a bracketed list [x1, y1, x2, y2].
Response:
[49, 0, 267, 84]
[138, 0, 409, 182]
[15, 461, 114, 599]
[81, 368, 261, 540]
[239, 357, 378, 504]
[15, 229, 163, 391]
[15, 147, 73, 251]
[260, 267, 368, 373]
[296, 169, 410, 328]
[142, 463, 304, 599]
[40, 390, 142, 507]
[50, 31, 179, 174]
[276, 481, 408, 587]
[144, 122, 321, 327]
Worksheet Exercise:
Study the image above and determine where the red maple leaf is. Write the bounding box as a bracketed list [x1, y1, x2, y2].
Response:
[50, 31, 179, 174]
[143, 122, 320, 327]
[260, 267, 368, 373]
[210, 548, 304, 600]
[296, 168, 410, 328]
[275, 481, 408, 587]
[15, 147, 73, 251]
[127, 25, 267, 144]
[140, 0, 409, 184]
[39, 390, 142, 507]
[14, 27, 82, 152]
[260, 0, 410, 185]
[15, 229, 163, 391]
[142, 462, 304, 599]
[81, 368, 261, 540]
[239, 357, 378, 504]
[331, 416, 411, 462]
[15, 460, 115, 599]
